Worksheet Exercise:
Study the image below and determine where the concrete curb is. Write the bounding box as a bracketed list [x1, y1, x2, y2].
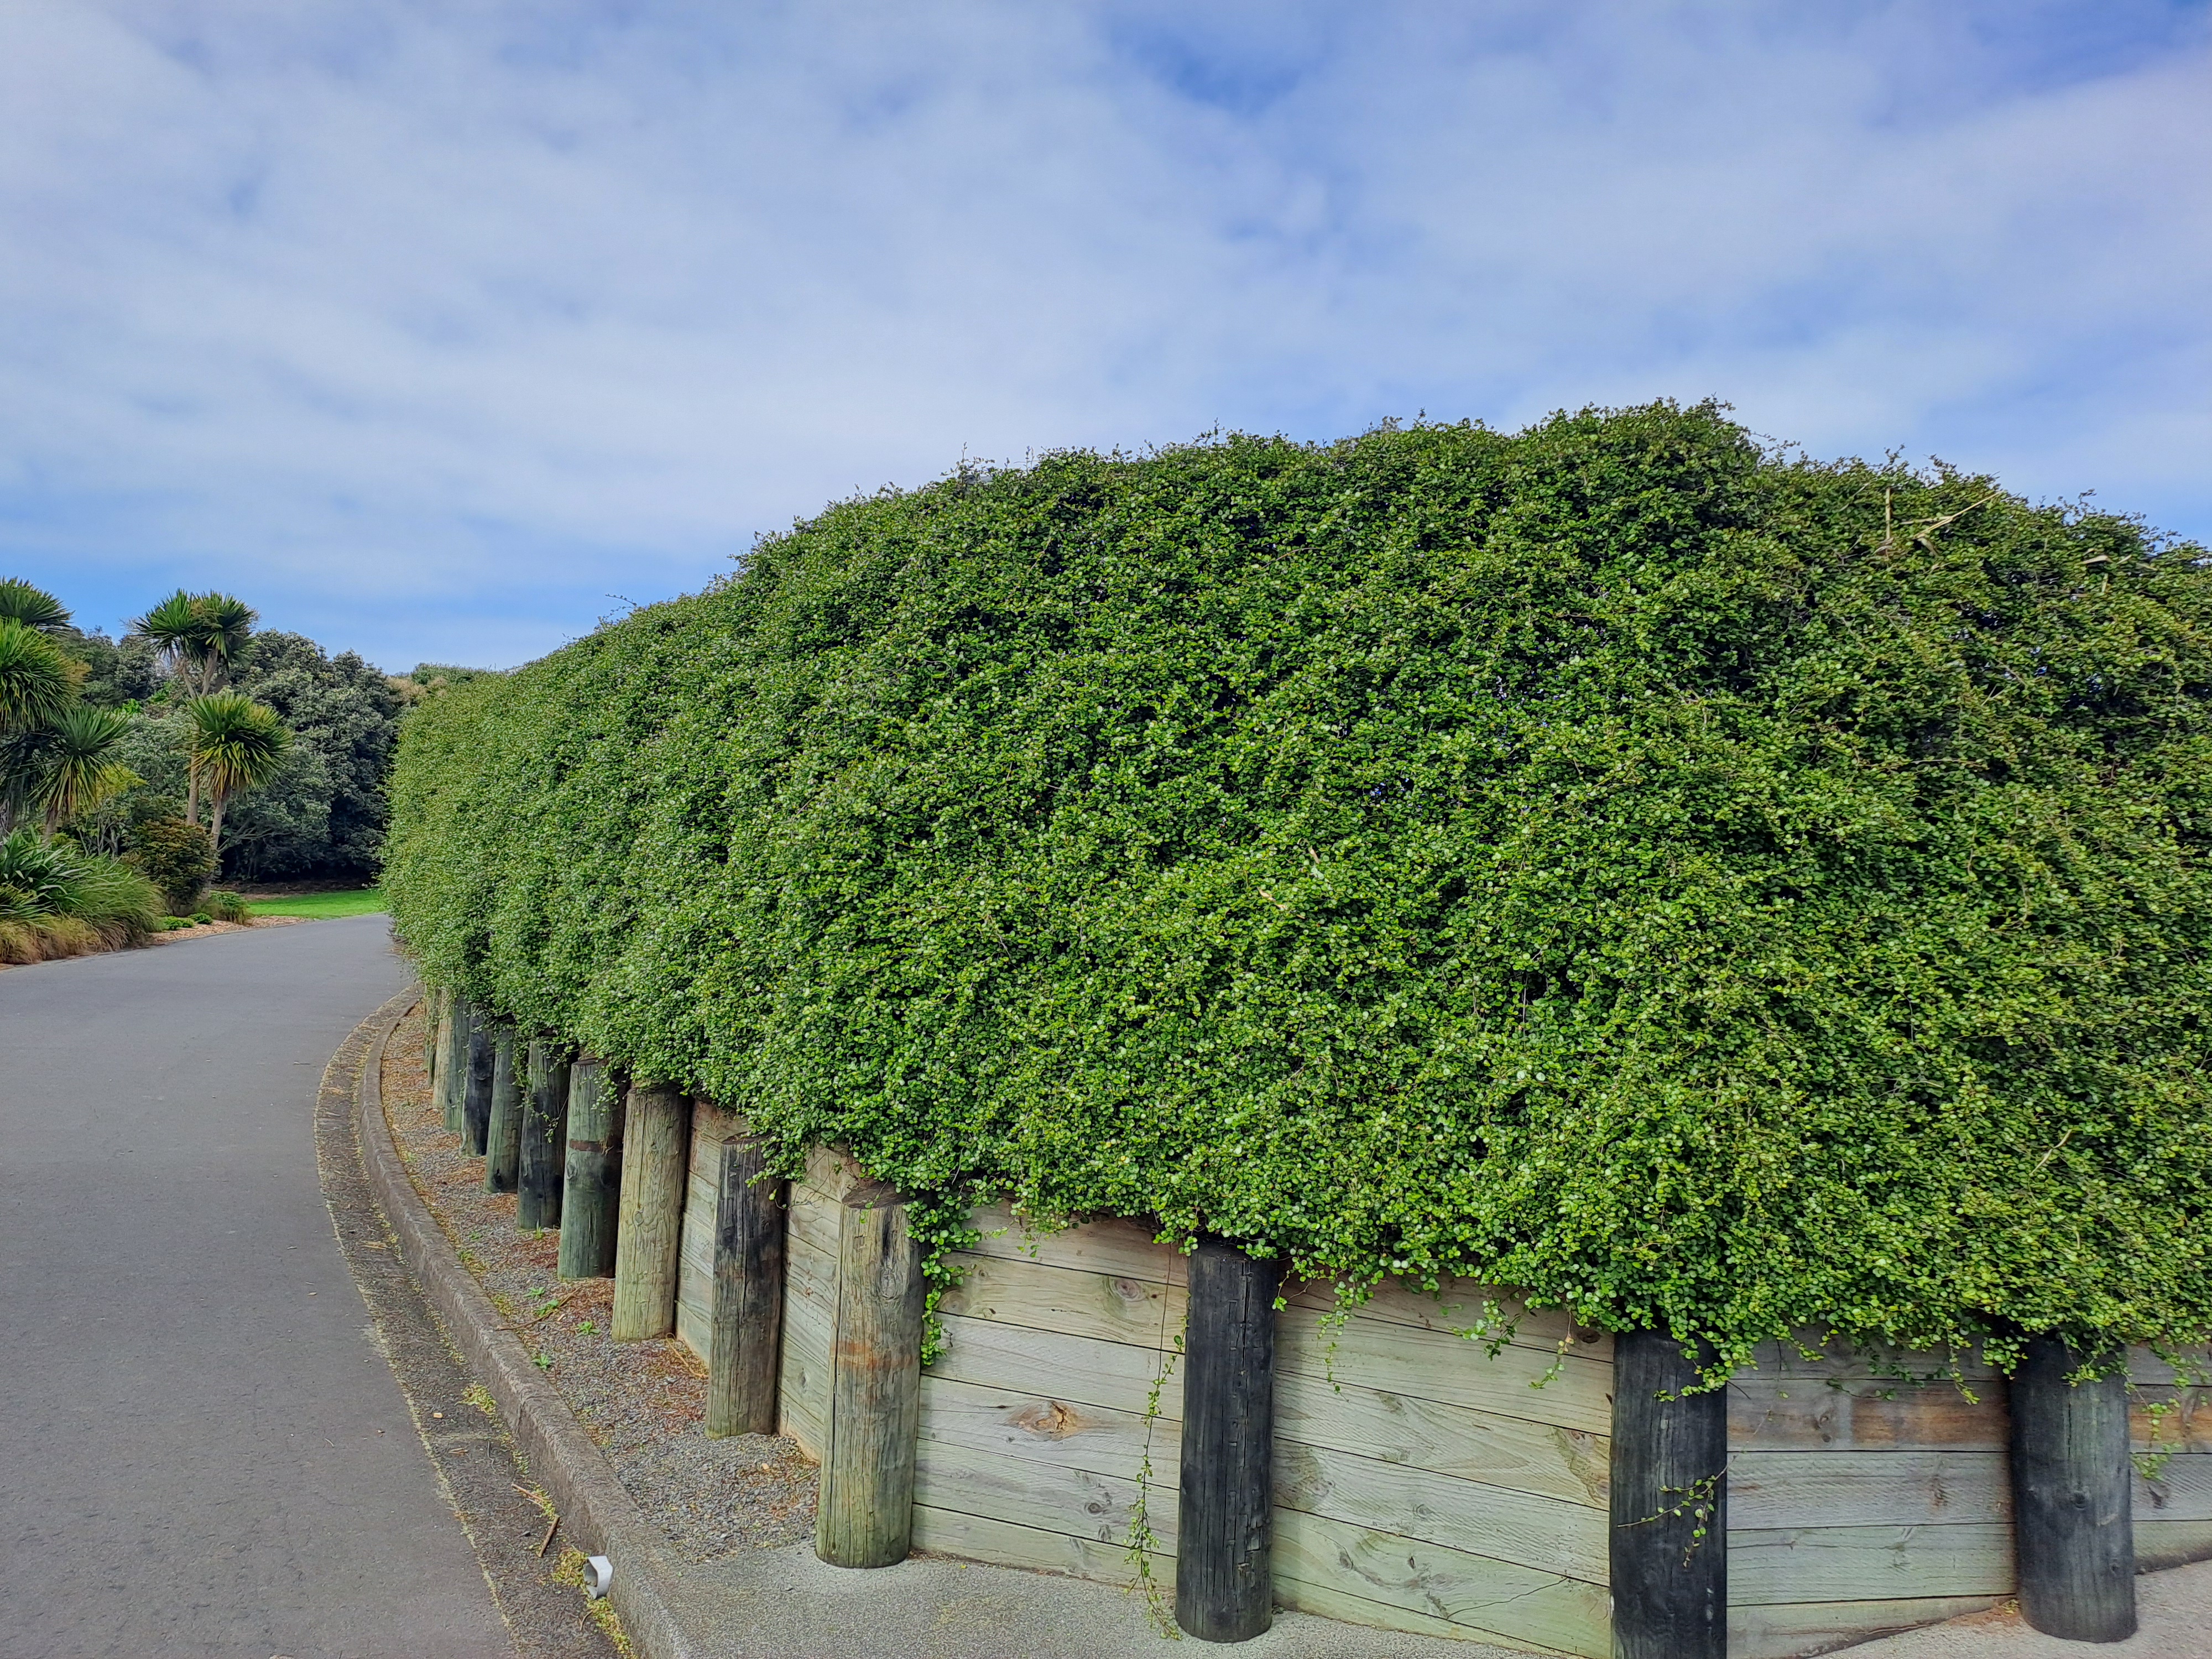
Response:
[349, 987, 700, 1659]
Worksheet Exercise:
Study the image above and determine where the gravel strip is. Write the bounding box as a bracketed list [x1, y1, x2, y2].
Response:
[382, 1003, 816, 1563]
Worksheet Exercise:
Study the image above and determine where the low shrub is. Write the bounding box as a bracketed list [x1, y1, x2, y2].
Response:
[124, 809, 216, 914]
[205, 890, 251, 924]
[0, 828, 164, 961]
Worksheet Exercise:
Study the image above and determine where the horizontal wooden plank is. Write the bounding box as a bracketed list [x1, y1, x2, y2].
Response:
[928, 1312, 1186, 1420]
[1274, 1439, 1606, 1585]
[1274, 1509, 1611, 1659]
[1729, 1451, 2009, 1530]
[909, 1504, 1168, 1589]
[1728, 1595, 2004, 1659]
[1283, 1278, 1611, 1363]
[778, 1279, 831, 1460]
[915, 1434, 1179, 1554]
[1741, 1335, 1998, 1385]
[788, 1184, 839, 1265]
[804, 1144, 861, 1201]
[2137, 1453, 2212, 1523]
[1277, 1304, 1614, 1436]
[965, 1201, 1187, 1287]
[691, 1099, 742, 1144]
[675, 1287, 711, 1364]
[919, 1375, 1177, 1484]
[2133, 1389, 2212, 1453]
[2128, 1343, 2212, 1385]
[936, 1251, 1185, 1352]
[2135, 1517, 2212, 1572]
[1729, 1524, 2014, 1606]
[1275, 1370, 1608, 1510]
[1274, 1574, 1577, 1655]
[1729, 1373, 2007, 1451]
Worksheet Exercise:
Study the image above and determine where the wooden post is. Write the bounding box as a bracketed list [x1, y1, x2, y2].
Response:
[1176, 1236, 1279, 1642]
[611, 1083, 692, 1340]
[425, 984, 445, 1081]
[706, 1135, 786, 1438]
[518, 1040, 570, 1232]
[483, 1022, 523, 1194]
[441, 992, 472, 1133]
[1611, 1327, 1727, 1659]
[815, 1180, 923, 1568]
[557, 1060, 625, 1281]
[461, 1006, 495, 1156]
[2011, 1334, 2136, 1641]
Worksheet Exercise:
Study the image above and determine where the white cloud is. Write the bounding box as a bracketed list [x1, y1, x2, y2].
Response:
[0, 1, 2206, 666]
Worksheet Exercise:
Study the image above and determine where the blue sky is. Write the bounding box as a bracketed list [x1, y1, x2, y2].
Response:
[2, 2, 2206, 672]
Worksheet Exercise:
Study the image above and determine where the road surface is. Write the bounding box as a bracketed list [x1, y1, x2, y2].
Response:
[0, 917, 515, 1658]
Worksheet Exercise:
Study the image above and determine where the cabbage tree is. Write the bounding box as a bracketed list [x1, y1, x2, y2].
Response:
[185, 691, 289, 863]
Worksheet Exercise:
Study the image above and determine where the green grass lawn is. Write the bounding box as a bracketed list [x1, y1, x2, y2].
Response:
[248, 888, 387, 920]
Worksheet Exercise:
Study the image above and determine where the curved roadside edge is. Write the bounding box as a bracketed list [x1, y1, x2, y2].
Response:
[351, 985, 700, 1659]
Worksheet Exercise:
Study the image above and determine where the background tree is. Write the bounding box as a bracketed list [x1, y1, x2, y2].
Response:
[220, 632, 402, 881]
[185, 691, 289, 860]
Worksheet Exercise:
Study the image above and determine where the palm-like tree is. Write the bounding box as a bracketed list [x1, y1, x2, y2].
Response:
[134, 589, 257, 821]
[185, 692, 289, 863]
[133, 589, 257, 697]
[0, 618, 73, 733]
[0, 578, 70, 633]
[36, 706, 137, 835]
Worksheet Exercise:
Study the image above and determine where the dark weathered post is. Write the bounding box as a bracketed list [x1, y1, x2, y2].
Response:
[461, 1006, 495, 1156]
[612, 1083, 692, 1340]
[1611, 1327, 1727, 1659]
[706, 1134, 786, 1438]
[815, 1181, 923, 1568]
[425, 984, 446, 1081]
[1177, 1237, 1279, 1643]
[440, 992, 472, 1133]
[518, 1040, 570, 1232]
[557, 1060, 625, 1281]
[483, 1022, 522, 1194]
[2011, 1334, 2136, 1641]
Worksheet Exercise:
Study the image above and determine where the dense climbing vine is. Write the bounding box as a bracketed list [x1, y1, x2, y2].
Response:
[386, 401, 2212, 1370]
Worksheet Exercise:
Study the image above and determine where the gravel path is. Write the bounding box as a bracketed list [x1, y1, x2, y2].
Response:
[382, 1002, 818, 1562]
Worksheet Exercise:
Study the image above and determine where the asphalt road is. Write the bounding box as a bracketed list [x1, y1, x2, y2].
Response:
[0, 917, 515, 1658]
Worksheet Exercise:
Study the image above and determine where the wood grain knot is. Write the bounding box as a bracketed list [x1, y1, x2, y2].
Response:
[1009, 1399, 1092, 1439]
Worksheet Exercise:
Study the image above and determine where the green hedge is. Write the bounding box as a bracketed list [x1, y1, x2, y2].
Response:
[387, 401, 2212, 1367]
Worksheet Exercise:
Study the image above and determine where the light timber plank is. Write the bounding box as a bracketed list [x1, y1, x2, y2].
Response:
[1273, 1509, 1611, 1659]
[1747, 1335, 1997, 1383]
[1729, 1451, 2010, 1529]
[804, 1144, 861, 1201]
[691, 1099, 741, 1143]
[1274, 1439, 1606, 1585]
[2127, 1343, 2212, 1385]
[778, 1277, 831, 1459]
[2138, 1453, 2212, 1523]
[1274, 1575, 1580, 1655]
[1275, 1304, 1613, 1436]
[909, 1505, 1166, 1588]
[936, 1250, 1187, 1351]
[1284, 1278, 1611, 1363]
[788, 1182, 841, 1264]
[1728, 1524, 2015, 1605]
[914, 1436, 1180, 1553]
[1728, 1373, 2007, 1450]
[2132, 1387, 2212, 1453]
[966, 1201, 1187, 1286]
[919, 1375, 1178, 1484]
[675, 1288, 710, 1363]
[2135, 1518, 2212, 1571]
[928, 1313, 1185, 1419]
[1275, 1371, 1608, 1510]
[1728, 1595, 2005, 1659]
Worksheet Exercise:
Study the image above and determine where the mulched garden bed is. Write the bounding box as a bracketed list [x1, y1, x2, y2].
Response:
[380, 1001, 817, 1562]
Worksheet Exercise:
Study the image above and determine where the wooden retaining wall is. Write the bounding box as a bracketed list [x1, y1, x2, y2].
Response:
[669, 1121, 2212, 1658]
